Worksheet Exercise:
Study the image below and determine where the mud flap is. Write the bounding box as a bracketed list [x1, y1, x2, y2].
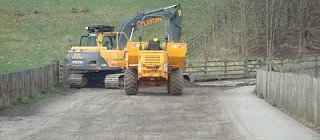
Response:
[183, 72, 195, 83]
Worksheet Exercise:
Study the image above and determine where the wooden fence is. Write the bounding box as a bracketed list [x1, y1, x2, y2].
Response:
[0, 61, 59, 109]
[266, 57, 320, 66]
[256, 70, 320, 126]
[186, 58, 262, 80]
[187, 26, 214, 55]
[185, 56, 320, 81]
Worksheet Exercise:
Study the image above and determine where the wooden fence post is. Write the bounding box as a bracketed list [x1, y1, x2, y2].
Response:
[224, 59, 227, 76]
[260, 57, 265, 67]
[315, 56, 318, 78]
[204, 51, 209, 76]
[243, 58, 248, 78]
[204, 58, 208, 75]
[0, 74, 3, 108]
[53, 60, 59, 83]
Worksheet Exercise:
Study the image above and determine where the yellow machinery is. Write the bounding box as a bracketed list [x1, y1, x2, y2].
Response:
[125, 41, 187, 95]
[123, 4, 188, 95]
[66, 4, 192, 90]
[65, 25, 128, 88]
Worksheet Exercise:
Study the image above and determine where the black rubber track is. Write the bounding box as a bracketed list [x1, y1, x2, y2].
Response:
[124, 69, 138, 95]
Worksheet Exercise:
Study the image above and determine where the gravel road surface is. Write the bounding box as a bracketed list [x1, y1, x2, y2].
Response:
[0, 85, 319, 140]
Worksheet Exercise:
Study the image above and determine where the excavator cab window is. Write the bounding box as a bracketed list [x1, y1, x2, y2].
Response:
[102, 36, 116, 50]
[103, 40, 109, 48]
[118, 34, 128, 50]
[80, 33, 97, 46]
[87, 35, 97, 46]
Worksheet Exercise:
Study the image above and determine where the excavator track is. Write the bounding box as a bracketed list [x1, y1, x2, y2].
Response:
[68, 74, 87, 88]
[104, 73, 124, 89]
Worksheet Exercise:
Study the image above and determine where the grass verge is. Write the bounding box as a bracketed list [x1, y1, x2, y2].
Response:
[253, 89, 264, 99]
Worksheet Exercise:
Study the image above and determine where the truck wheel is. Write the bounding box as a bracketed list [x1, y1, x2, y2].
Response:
[169, 69, 183, 95]
[124, 68, 138, 95]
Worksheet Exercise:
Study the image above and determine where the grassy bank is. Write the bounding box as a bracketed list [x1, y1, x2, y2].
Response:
[0, 0, 212, 74]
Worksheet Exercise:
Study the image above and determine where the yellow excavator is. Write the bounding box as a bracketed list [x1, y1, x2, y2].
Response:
[124, 4, 188, 95]
[65, 25, 127, 88]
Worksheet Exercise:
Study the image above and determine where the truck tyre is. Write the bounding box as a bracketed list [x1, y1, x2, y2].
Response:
[169, 69, 183, 95]
[124, 68, 138, 95]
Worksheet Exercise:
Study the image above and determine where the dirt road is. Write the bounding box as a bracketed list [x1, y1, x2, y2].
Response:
[0, 86, 319, 140]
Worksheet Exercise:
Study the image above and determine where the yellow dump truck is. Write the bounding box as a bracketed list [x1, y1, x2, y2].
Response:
[125, 41, 187, 95]
[123, 4, 188, 95]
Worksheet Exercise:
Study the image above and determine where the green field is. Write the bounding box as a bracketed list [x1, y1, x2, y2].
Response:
[0, 0, 212, 74]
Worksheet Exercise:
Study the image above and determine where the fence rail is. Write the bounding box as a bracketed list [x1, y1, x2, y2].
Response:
[186, 58, 262, 80]
[0, 61, 59, 109]
[185, 56, 320, 80]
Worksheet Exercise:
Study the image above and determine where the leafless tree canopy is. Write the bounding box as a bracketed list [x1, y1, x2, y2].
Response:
[189, 0, 320, 59]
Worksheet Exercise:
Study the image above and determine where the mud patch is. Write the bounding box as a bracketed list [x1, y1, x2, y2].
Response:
[71, 7, 90, 13]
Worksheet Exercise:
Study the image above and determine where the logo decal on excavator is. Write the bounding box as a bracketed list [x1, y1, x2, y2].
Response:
[136, 17, 163, 29]
[72, 53, 83, 59]
[172, 45, 181, 48]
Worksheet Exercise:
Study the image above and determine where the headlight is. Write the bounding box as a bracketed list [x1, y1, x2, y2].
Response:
[164, 64, 168, 72]
[64, 59, 70, 66]
[125, 52, 129, 62]
[138, 64, 141, 73]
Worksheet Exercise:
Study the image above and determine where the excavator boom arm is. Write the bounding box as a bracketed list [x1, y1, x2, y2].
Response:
[119, 4, 183, 48]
